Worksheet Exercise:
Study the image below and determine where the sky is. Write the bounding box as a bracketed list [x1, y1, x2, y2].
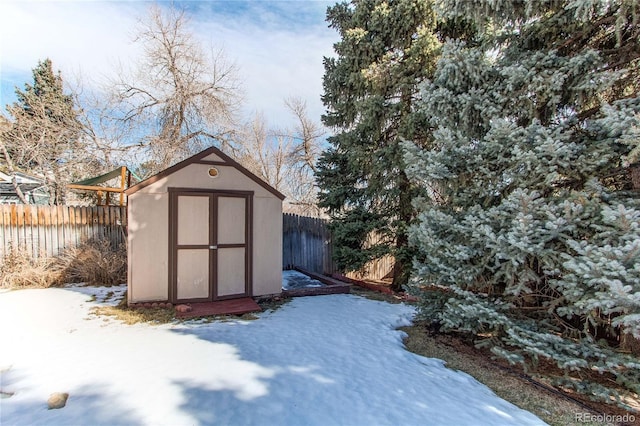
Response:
[0, 0, 339, 131]
[0, 281, 545, 425]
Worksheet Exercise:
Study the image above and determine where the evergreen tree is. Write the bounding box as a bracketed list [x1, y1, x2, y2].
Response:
[405, 0, 640, 406]
[2, 59, 86, 204]
[317, 0, 440, 290]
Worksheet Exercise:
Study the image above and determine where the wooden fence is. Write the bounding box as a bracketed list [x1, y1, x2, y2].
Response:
[282, 212, 395, 281]
[344, 231, 395, 282]
[0, 205, 127, 259]
[283, 213, 336, 274]
[1, 205, 393, 281]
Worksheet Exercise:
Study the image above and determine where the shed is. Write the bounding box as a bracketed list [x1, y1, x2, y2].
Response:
[125, 146, 284, 305]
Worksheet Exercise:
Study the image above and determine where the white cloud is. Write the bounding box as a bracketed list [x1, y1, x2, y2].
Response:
[197, 20, 336, 128]
[0, 0, 338, 130]
[0, 1, 144, 97]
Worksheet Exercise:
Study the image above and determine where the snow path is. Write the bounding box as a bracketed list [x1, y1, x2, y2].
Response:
[0, 286, 545, 425]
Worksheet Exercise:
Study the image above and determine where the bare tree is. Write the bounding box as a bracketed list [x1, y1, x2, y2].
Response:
[232, 112, 290, 191]
[281, 97, 325, 215]
[112, 4, 243, 176]
[75, 90, 140, 170]
[283, 97, 323, 174]
[231, 97, 325, 216]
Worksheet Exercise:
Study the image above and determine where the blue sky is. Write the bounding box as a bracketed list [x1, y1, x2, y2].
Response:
[0, 0, 339, 129]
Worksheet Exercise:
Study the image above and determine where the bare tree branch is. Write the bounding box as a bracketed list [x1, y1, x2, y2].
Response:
[230, 97, 326, 216]
[110, 4, 243, 176]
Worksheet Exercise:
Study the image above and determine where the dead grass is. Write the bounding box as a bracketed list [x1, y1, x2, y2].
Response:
[92, 305, 177, 325]
[59, 239, 126, 286]
[349, 284, 406, 304]
[0, 239, 126, 289]
[344, 286, 636, 425]
[90, 291, 288, 325]
[0, 245, 64, 288]
[91, 295, 176, 325]
[255, 295, 292, 312]
[92, 305, 264, 325]
[400, 324, 639, 426]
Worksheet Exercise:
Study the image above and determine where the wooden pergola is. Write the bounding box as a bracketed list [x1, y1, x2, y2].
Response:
[68, 166, 140, 206]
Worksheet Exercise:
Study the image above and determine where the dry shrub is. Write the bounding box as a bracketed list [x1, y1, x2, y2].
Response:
[0, 238, 127, 289]
[0, 245, 64, 288]
[60, 238, 127, 286]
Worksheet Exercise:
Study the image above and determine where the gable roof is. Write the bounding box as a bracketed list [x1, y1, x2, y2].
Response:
[125, 146, 286, 200]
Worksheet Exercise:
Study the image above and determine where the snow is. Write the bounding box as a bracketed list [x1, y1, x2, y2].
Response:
[282, 270, 326, 290]
[0, 285, 545, 425]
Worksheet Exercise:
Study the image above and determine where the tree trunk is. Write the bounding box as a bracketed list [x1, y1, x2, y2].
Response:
[0, 140, 30, 204]
[390, 169, 413, 293]
[11, 176, 29, 204]
[621, 165, 640, 355]
[391, 237, 409, 292]
[620, 332, 640, 356]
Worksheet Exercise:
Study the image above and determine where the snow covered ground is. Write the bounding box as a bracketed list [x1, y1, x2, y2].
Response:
[0, 285, 545, 425]
[281, 270, 326, 290]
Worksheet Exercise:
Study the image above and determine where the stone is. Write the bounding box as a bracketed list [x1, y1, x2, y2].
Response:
[151, 303, 159, 308]
[47, 392, 69, 410]
[175, 304, 192, 313]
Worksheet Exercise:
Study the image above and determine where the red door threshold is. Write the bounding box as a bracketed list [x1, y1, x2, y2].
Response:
[176, 298, 261, 319]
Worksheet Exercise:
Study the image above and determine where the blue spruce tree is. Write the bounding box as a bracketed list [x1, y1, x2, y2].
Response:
[405, 0, 640, 407]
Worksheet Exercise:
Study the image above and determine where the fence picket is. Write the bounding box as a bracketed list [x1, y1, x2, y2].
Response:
[56, 205, 64, 253]
[282, 212, 394, 280]
[0, 205, 128, 259]
[1, 206, 392, 281]
[282, 213, 338, 275]
[63, 206, 71, 250]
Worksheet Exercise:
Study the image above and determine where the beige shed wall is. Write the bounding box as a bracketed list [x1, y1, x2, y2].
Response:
[128, 160, 282, 303]
[201, 153, 223, 161]
[128, 192, 169, 303]
[136, 163, 274, 198]
[252, 196, 283, 296]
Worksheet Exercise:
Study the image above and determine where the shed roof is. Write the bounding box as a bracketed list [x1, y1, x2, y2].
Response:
[125, 146, 285, 200]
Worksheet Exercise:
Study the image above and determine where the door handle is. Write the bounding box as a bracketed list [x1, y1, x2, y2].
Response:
[209, 245, 217, 250]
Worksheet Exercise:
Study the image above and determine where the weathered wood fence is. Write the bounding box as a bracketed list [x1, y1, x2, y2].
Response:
[343, 232, 395, 282]
[1, 205, 392, 281]
[282, 212, 394, 281]
[282, 213, 336, 274]
[0, 205, 126, 259]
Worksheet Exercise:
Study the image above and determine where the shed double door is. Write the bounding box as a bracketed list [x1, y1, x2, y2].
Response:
[169, 190, 252, 303]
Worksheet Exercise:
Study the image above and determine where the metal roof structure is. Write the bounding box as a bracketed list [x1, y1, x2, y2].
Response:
[68, 166, 141, 206]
